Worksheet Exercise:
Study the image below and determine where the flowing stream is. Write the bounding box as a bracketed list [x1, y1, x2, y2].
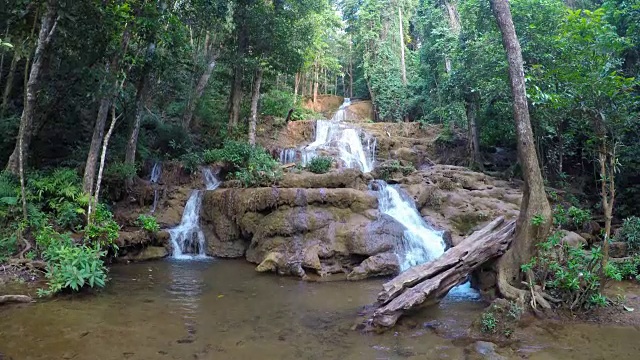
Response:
[1, 261, 637, 360]
[168, 168, 220, 259]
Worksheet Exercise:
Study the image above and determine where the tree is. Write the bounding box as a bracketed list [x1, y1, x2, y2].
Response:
[5, 0, 59, 175]
[490, 0, 552, 302]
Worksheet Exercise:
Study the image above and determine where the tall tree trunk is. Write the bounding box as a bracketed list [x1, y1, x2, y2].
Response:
[465, 91, 482, 169]
[83, 97, 110, 193]
[398, 7, 407, 86]
[313, 65, 318, 103]
[490, 0, 552, 302]
[228, 11, 247, 130]
[294, 72, 300, 103]
[349, 36, 354, 98]
[124, 42, 154, 175]
[83, 27, 131, 195]
[248, 66, 263, 146]
[5, 1, 58, 175]
[88, 103, 119, 223]
[0, 50, 19, 118]
[443, 1, 460, 73]
[183, 54, 217, 129]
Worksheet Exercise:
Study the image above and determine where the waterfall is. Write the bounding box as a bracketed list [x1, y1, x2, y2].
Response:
[150, 162, 162, 183]
[279, 148, 298, 164]
[169, 168, 220, 259]
[298, 98, 376, 172]
[202, 167, 220, 190]
[374, 180, 446, 271]
[150, 162, 162, 214]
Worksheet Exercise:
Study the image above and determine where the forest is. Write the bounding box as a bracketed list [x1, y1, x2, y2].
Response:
[1, 0, 640, 352]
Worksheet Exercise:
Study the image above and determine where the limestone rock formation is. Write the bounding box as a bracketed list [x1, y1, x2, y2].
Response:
[201, 170, 406, 279]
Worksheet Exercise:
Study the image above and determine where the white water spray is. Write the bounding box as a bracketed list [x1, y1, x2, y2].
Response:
[374, 181, 445, 270]
[169, 168, 220, 259]
[296, 98, 376, 172]
[150, 162, 162, 214]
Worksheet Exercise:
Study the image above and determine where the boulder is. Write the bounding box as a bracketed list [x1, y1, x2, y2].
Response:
[560, 230, 588, 248]
[276, 168, 370, 190]
[119, 246, 168, 262]
[347, 252, 400, 280]
[609, 242, 628, 258]
[467, 341, 507, 360]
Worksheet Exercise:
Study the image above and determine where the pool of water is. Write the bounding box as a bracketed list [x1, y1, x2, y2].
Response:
[1, 259, 639, 359]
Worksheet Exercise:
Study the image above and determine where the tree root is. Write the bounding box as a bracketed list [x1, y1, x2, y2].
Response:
[0, 295, 34, 305]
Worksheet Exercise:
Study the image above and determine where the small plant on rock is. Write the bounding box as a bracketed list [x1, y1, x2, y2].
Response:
[306, 156, 334, 174]
[481, 311, 497, 333]
[137, 214, 160, 233]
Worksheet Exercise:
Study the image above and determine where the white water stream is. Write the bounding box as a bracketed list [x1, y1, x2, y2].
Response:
[169, 168, 220, 259]
[150, 162, 162, 214]
[280, 98, 377, 173]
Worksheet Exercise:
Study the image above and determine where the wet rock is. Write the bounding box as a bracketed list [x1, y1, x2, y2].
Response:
[117, 230, 151, 248]
[154, 230, 171, 245]
[277, 168, 369, 190]
[560, 230, 588, 248]
[582, 220, 602, 236]
[609, 242, 628, 258]
[347, 252, 400, 280]
[119, 246, 168, 262]
[469, 341, 507, 360]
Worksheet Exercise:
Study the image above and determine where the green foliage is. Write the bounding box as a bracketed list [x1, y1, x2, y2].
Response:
[481, 311, 497, 333]
[608, 256, 640, 281]
[306, 156, 334, 174]
[524, 231, 607, 310]
[103, 162, 137, 201]
[84, 204, 120, 250]
[261, 90, 295, 118]
[567, 206, 591, 228]
[136, 214, 159, 233]
[203, 141, 282, 187]
[615, 216, 640, 253]
[179, 152, 204, 174]
[38, 238, 107, 297]
[531, 214, 545, 227]
[376, 160, 415, 181]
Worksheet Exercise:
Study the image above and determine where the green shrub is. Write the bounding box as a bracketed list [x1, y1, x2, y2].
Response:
[567, 206, 591, 228]
[306, 156, 333, 174]
[261, 90, 295, 117]
[481, 312, 497, 333]
[0, 234, 17, 262]
[136, 214, 159, 232]
[608, 256, 640, 281]
[84, 204, 120, 249]
[38, 238, 107, 297]
[179, 152, 203, 174]
[203, 141, 282, 187]
[377, 160, 415, 180]
[616, 216, 640, 253]
[522, 231, 607, 310]
[103, 162, 137, 200]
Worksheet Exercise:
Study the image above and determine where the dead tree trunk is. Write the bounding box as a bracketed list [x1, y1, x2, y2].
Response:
[490, 0, 552, 302]
[294, 72, 300, 103]
[88, 104, 119, 223]
[248, 66, 263, 146]
[362, 217, 515, 330]
[5, 1, 58, 175]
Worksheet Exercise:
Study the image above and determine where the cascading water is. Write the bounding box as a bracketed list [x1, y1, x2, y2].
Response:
[374, 180, 445, 270]
[169, 168, 220, 259]
[297, 98, 376, 172]
[373, 181, 479, 299]
[149, 162, 162, 214]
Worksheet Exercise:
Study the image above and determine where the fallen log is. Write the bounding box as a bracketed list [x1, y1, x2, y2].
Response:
[363, 216, 516, 330]
[0, 295, 34, 305]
